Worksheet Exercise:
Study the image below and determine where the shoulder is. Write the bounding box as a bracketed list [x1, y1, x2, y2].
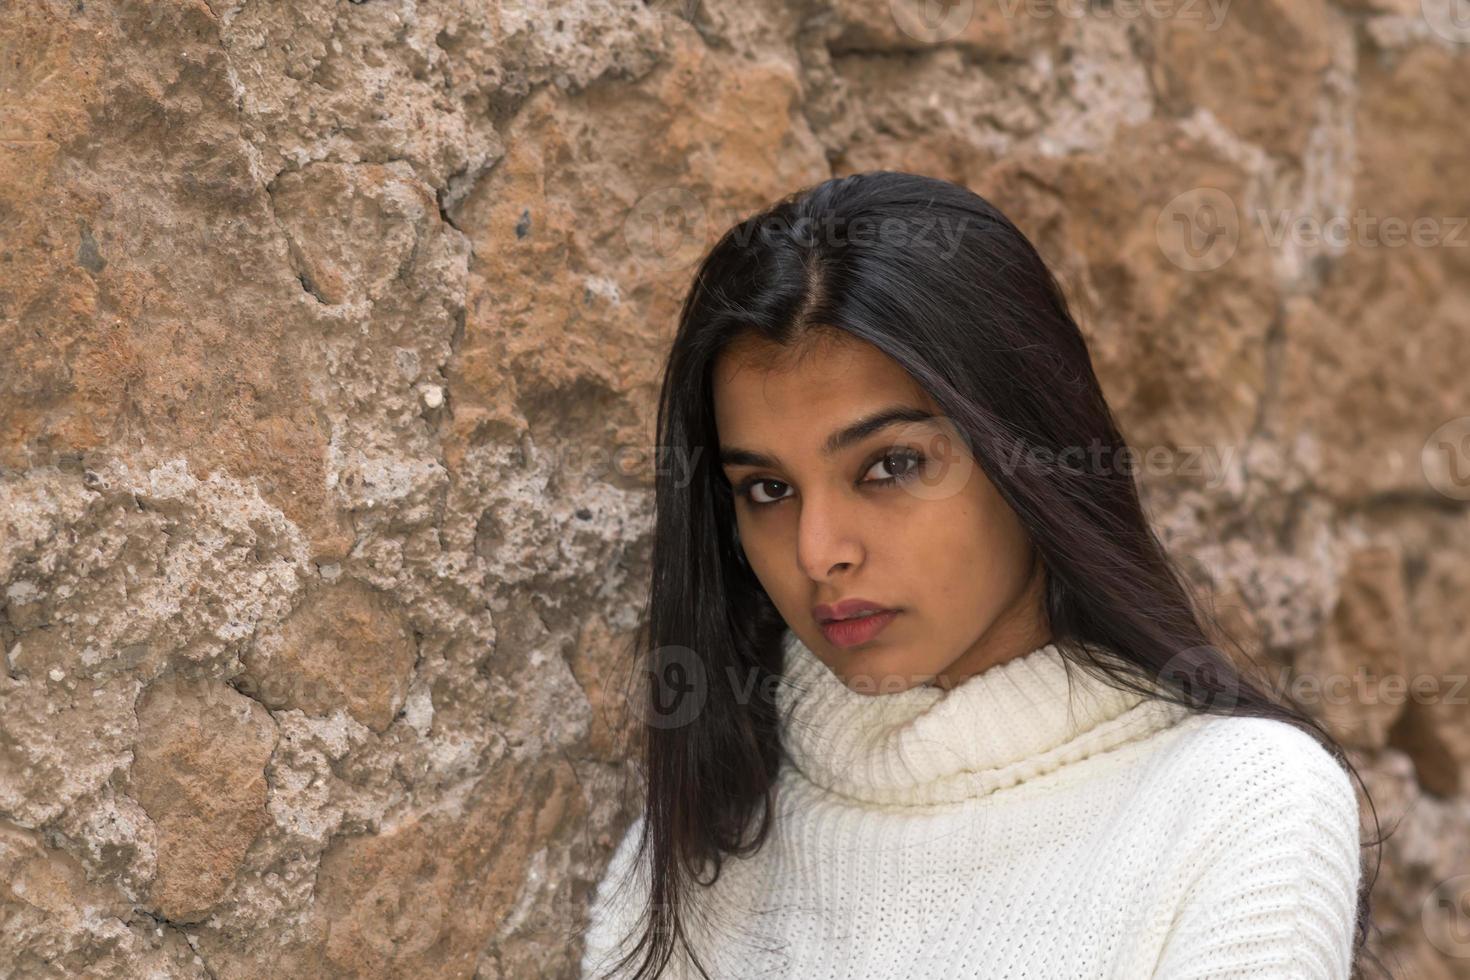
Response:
[1162, 714, 1361, 850]
[1146, 716, 1366, 978]
[581, 813, 650, 979]
[1175, 714, 1356, 794]
[592, 811, 648, 909]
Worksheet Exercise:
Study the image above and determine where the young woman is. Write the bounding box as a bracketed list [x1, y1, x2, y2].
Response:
[579, 172, 1388, 979]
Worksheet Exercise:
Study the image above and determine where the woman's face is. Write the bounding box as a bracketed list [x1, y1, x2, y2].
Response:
[712, 329, 1050, 693]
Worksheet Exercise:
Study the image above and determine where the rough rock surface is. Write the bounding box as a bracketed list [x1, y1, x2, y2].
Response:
[1, 1, 1467, 976]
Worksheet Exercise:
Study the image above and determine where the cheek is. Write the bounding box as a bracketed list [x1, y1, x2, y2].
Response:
[738, 515, 795, 591]
[900, 483, 1028, 598]
[851, 498, 961, 613]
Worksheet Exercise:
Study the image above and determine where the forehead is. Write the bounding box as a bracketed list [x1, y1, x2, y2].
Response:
[712, 330, 933, 444]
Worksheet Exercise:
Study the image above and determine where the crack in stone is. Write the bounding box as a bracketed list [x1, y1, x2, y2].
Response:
[792, 16, 842, 176]
[182, 929, 221, 980]
[137, 907, 220, 978]
[225, 672, 281, 722]
[436, 170, 469, 233]
[261, 173, 330, 307]
[394, 627, 429, 729]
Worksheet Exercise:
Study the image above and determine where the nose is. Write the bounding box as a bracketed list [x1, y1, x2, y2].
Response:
[795, 486, 864, 582]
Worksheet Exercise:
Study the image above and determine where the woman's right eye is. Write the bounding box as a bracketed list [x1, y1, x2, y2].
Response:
[744, 479, 792, 505]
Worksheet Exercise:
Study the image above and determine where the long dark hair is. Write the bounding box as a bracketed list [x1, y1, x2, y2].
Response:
[595, 171, 1391, 979]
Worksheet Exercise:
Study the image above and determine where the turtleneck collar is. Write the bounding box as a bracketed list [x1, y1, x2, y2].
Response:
[775, 629, 1191, 807]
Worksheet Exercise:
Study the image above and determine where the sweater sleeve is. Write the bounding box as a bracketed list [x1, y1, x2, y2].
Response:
[581, 813, 650, 980]
[1151, 720, 1364, 980]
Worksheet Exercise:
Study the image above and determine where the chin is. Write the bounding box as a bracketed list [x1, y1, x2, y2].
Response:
[828, 646, 932, 696]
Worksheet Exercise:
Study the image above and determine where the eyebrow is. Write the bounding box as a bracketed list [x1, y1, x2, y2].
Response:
[718, 404, 940, 469]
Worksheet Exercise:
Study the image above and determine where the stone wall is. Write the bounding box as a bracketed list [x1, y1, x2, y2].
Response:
[2, 1, 1467, 977]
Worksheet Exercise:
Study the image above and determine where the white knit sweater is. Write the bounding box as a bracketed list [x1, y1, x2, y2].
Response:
[581, 629, 1364, 979]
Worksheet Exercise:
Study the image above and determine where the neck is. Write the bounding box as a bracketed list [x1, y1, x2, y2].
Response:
[923, 626, 1055, 691]
[775, 629, 1190, 807]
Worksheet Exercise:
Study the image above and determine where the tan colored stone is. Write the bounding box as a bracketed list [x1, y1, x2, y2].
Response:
[269, 161, 447, 309]
[130, 676, 277, 923]
[0, 2, 355, 561]
[239, 578, 419, 734]
[0, 5, 110, 472]
[824, 0, 1043, 58]
[1331, 0, 1420, 13]
[974, 119, 1277, 461]
[1272, 45, 1470, 501]
[1295, 545, 1412, 750]
[1149, 0, 1333, 159]
[572, 615, 642, 763]
[309, 754, 582, 979]
[1355, 43, 1470, 282]
[445, 34, 825, 476]
[1277, 264, 1470, 501]
[0, 819, 131, 947]
[0, 817, 209, 975]
[1399, 521, 1470, 798]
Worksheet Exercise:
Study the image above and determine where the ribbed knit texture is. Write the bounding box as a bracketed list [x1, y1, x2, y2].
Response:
[582, 630, 1364, 979]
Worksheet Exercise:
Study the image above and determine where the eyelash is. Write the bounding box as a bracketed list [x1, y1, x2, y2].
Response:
[734, 449, 926, 508]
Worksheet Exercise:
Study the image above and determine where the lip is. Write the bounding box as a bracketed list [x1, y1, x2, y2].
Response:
[813, 598, 901, 650]
[813, 598, 894, 623]
[818, 609, 900, 649]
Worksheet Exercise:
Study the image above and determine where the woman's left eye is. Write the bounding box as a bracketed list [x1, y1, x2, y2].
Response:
[863, 449, 924, 485]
